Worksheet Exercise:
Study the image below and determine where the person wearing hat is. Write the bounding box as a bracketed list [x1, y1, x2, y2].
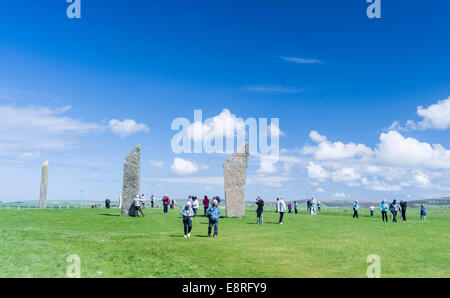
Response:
[180, 201, 194, 238]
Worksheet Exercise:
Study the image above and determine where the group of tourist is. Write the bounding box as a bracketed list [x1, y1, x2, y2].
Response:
[353, 199, 427, 222]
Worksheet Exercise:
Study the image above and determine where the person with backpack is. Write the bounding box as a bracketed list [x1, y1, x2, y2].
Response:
[134, 194, 145, 217]
[206, 200, 221, 238]
[180, 201, 194, 238]
[256, 196, 264, 224]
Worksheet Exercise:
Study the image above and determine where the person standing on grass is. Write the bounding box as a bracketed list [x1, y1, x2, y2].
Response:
[278, 197, 286, 224]
[203, 195, 210, 216]
[162, 194, 170, 214]
[317, 201, 321, 212]
[150, 195, 155, 208]
[141, 194, 146, 209]
[256, 196, 264, 224]
[294, 201, 298, 214]
[288, 202, 292, 213]
[380, 199, 388, 222]
[370, 204, 374, 216]
[400, 200, 407, 221]
[310, 197, 317, 215]
[206, 199, 221, 238]
[389, 199, 399, 222]
[420, 205, 427, 221]
[192, 196, 199, 217]
[180, 201, 194, 238]
[105, 197, 111, 209]
[352, 200, 359, 218]
[134, 195, 145, 217]
[276, 198, 280, 213]
[306, 198, 311, 213]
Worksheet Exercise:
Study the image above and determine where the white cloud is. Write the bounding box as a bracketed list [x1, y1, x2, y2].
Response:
[376, 130, 450, 168]
[0, 105, 103, 156]
[303, 131, 372, 160]
[279, 56, 323, 64]
[413, 170, 431, 187]
[108, 119, 149, 137]
[170, 158, 200, 176]
[148, 160, 164, 168]
[144, 176, 223, 185]
[306, 161, 330, 181]
[18, 151, 41, 160]
[416, 97, 450, 130]
[316, 188, 326, 193]
[332, 167, 361, 186]
[269, 124, 285, 137]
[361, 177, 402, 192]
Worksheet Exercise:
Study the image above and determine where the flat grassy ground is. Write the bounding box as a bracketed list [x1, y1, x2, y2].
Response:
[0, 206, 448, 277]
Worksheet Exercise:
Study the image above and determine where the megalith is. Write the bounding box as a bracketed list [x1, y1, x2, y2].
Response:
[121, 145, 141, 216]
[39, 161, 49, 209]
[223, 142, 249, 217]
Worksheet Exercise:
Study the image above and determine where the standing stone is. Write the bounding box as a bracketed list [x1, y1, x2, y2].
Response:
[39, 161, 49, 209]
[121, 145, 141, 216]
[223, 142, 249, 217]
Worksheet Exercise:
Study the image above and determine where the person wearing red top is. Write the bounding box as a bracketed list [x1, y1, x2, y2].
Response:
[162, 195, 170, 214]
[203, 196, 210, 216]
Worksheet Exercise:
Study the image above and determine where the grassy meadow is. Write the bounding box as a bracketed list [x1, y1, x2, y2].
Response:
[0, 205, 448, 278]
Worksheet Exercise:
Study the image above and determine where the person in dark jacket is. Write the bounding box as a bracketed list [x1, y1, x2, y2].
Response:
[105, 197, 111, 209]
[294, 201, 298, 214]
[400, 200, 407, 221]
[420, 205, 427, 221]
[288, 202, 292, 213]
[206, 200, 221, 237]
[162, 195, 170, 214]
[256, 196, 264, 224]
[389, 200, 399, 222]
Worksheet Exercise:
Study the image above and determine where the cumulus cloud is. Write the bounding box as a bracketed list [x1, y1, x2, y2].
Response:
[108, 119, 149, 137]
[332, 192, 347, 198]
[170, 158, 200, 176]
[303, 130, 372, 160]
[332, 167, 361, 186]
[416, 97, 450, 130]
[306, 161, 330, 181]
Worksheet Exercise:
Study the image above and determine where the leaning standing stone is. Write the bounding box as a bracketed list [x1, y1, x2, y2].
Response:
[121, 145, 141, 216]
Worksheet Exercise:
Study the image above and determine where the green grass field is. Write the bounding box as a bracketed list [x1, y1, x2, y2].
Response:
[0, 206, 448, 278]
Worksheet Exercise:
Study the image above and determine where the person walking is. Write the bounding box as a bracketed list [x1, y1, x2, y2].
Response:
[420, 205, 427, 221]
[206, 200, 221, 238]
[389, 200, 399, 223]
[203, 195, 210, 216]
[370, 204, 374, 217]
[380, 199, 388, 222]
[256, 196, 264, 224]
[150, 195, 155, 208]
[162, 194, 170, 214]
[294, 201, 298, 214]
[352, 200, 359, 218]
[278, 197, 286, 224]
[192, 196, 199, 217]
[180, 201, 194, 238]
[306, 198, 311, 213]
[400, 200, 407, 221]
[288, 202, 292, 213]
[134, 195, 145, 217]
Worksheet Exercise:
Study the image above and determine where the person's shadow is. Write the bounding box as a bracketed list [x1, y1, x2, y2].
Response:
[99, 214, 120, 217]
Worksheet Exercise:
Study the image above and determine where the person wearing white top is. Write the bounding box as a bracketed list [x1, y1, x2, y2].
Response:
[278, 197, 286, 224]
[192, 197, 199, 217]
[310, 197, 317, 215]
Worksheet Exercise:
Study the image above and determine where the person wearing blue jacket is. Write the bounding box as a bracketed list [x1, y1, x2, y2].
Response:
[380, 199, 389, 222]
[352, 200, 359, 218]
[420, 205, 427, 221]
[206, 199, 221, 238]
[389, 200, 399, 222]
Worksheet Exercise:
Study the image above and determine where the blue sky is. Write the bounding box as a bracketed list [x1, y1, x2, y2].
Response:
[0, 0, 449, 202]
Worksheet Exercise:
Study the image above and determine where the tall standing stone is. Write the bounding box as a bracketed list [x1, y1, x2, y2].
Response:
[223, 142, 249, 217]
[121, 145, 141, 216]
[39, 161, 49, 209]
